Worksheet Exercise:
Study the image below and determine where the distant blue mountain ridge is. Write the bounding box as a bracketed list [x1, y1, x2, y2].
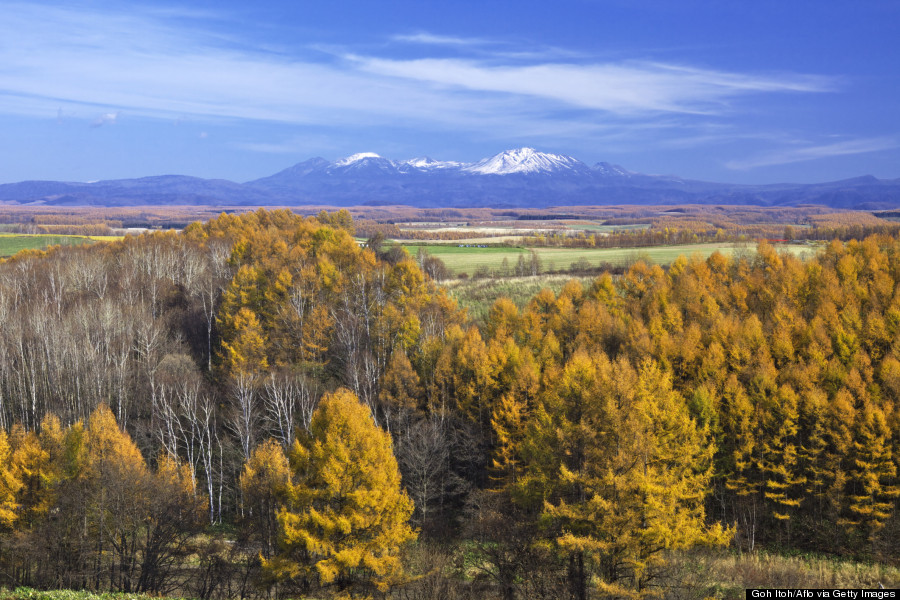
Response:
[1, 148, 898, 209]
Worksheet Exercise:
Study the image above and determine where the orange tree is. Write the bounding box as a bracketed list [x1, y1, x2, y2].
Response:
[264, 388, 416, 598]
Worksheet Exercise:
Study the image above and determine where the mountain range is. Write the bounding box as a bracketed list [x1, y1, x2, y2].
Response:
[1, 148, 899, 209]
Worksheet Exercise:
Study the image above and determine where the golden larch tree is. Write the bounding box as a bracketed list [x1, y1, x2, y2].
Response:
[240, 438, 291, 557]
[265, 388, 416, 597]
[0, 430, 22, 529]
[525, 355, 728, 600]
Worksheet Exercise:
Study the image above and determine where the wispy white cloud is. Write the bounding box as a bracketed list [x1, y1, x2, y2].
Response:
[0, 2, 834, 140]
[0, 4, 505, 128]
[726, 137, 899, 170]
[391, 31, 587, 61]
[644, 63, 835, 94]
[391, 32, 491, 46]
[349, 56, 833, 115]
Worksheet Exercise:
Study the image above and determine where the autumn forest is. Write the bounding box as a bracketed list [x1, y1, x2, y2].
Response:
[0, 209, 898, 599]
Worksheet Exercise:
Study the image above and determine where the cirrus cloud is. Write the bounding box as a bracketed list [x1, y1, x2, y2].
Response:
[349, 55, 833, 115]
[0, 2, 834, 135]
[726, 137, 899, 170]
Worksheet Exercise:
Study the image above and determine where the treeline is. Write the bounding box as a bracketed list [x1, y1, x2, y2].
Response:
[6, 215, 121, 236]
[520, 219, 900, 249]
[0, 207, 230, 231]
[354, 219, 476, 241]
[0, 210, 897, 599]
[520, 227, 715, 248]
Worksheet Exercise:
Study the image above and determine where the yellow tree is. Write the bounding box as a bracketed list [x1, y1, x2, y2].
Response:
[842, 403, 898, 545]
[240, 438, 291, 557]
[490, 350, 540, 488]
[8, 424, 55, 529]
[265, 388, 416, 598]
[378, 349, 425, 432]
[452, 326, 494, 430]
[796, 387, 835, 545]
[221, 307, 269, 377]
[757, 385, 807, 532]
[718, 373, 761, 550]
[0, 430, 21, 529]
[83, 404, 150, 591]
[526, 355, 727, 600]
[217, 265, 265, 343]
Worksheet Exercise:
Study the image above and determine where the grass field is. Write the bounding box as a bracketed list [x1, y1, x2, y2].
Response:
[445, 274, 599, 324]
[409, 242, 818, 276]
[0, 234, 97, 257]
[668, 550, 900, 598]
[1, 547, 897, 600]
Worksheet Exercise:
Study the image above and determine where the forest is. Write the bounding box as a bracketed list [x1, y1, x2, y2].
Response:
[0, 208, 897, 599]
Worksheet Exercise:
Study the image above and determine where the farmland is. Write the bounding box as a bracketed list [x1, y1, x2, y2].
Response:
[0, 234, 99, 257]
[405, 241, 819, 276]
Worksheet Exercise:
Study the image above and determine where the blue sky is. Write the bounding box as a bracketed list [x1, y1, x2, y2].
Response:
[0, 0, 898, 185]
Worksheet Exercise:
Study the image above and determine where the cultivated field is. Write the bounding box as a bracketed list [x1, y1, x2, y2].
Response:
[0, 234, 98, 257]
[409, 241, 819, 276]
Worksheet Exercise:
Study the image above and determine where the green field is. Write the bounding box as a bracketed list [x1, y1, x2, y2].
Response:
[0, 234, 96, 257]
[408, 242, 818, 275]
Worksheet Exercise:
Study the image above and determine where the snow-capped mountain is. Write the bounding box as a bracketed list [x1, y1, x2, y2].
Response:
[249, 148, 599, 194]
[400, 157, 464, 171]
[464, 147, 592, 175]
[326, 153, 399, 175]
[2, 147, 898, 208]
[279, 147, 595, 177]
[334, 152, 382, 166]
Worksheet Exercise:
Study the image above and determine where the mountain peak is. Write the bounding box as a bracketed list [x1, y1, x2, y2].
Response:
[464, 147, 588, 175]
[335, 152, 383, 166]
[403, 156, 463, 170]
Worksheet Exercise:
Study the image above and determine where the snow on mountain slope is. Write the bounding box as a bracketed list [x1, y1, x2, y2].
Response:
[334, 152, 383, 166]
[464, 147, 590, 175]
[327, 153, 400, 175]
[401, 157, 464, 170]
[300, 148, 589, 176]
